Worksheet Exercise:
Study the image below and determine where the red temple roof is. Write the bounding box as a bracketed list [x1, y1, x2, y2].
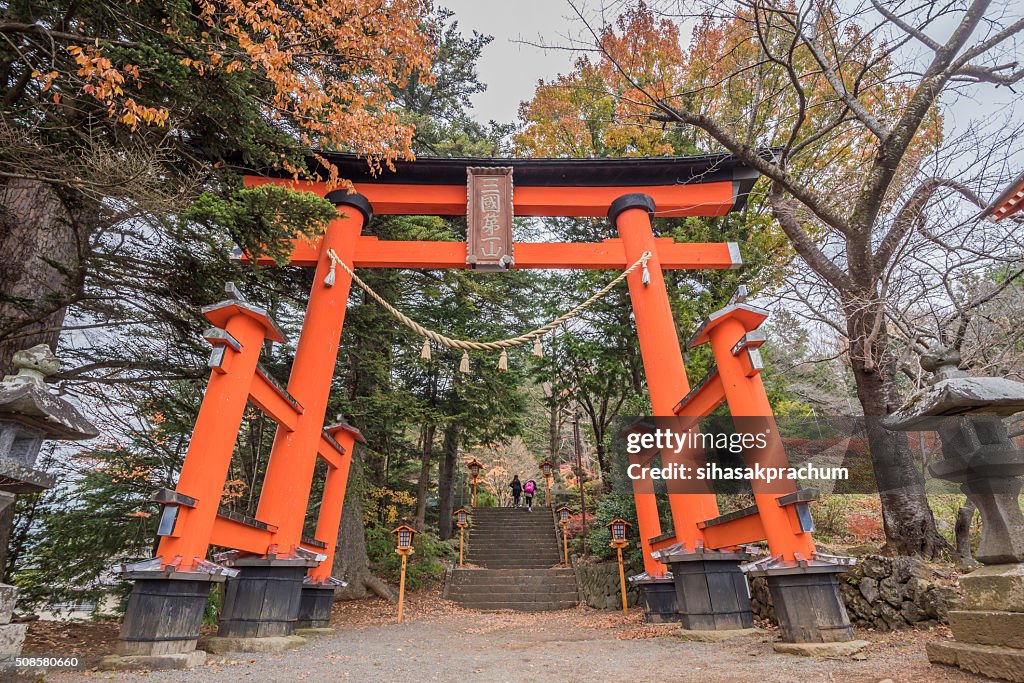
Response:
[987, 171, 1024, 221]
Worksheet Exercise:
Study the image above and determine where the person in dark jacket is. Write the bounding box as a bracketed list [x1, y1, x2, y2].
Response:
[509, 475, 523, 507]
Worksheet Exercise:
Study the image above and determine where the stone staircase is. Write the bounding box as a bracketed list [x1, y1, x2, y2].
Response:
[447, 507, 579, 611]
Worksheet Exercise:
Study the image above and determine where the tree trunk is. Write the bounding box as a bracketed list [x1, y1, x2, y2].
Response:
[846, 301, 948, 558]
[0, 179, 83, 574]
[331, 457, 395, 602]
[0, 178, 82, 375]
[413, 423, 435, 531]
[548, 390, 561, 484]
[436, 423, 459, 540]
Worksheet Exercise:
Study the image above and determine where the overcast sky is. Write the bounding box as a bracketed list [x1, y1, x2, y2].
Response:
[442, 1, 1023, 180]
[441, 0, 579, 124]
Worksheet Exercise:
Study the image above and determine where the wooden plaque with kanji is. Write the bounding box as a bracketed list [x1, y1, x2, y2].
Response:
[466, 167, 514, 270]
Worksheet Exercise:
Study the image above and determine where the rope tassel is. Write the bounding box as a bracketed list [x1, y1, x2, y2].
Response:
[420, 339, 431, 361]
[324, 261, 337, 287]
[459, 351, 470, 374]
[498, 350, 508, 372]
[641, 260, 651, 286]
[533, 338, 543, 359]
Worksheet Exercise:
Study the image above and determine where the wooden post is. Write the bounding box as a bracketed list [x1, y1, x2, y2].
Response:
[562, 526, 569, 566]
[459, 527, 464, 567]
[546, 477, 552, 507]
[472, 480, 477, 508]
[397, 553, 408, 624]
[617, 546, 628, 613]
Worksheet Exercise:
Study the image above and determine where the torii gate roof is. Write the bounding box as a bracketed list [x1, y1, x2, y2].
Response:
[240, 151, 767, 218]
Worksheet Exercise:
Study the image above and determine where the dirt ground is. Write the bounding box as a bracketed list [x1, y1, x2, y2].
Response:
[31, 589, 987, 683]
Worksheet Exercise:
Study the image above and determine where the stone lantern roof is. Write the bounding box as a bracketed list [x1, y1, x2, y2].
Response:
[0, 345, 98, 494]
[884, 348, 1024, 430]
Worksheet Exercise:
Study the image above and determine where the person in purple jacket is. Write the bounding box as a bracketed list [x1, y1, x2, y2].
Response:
[523, 479, 536, 512]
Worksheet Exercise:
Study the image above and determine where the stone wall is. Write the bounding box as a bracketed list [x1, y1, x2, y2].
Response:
[749, 555, 960, 630]
[573, 557, 642, 610]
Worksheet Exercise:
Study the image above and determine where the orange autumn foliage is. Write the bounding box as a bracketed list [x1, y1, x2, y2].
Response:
[517, 2, 941, 202]
[58, 0, 435, 176]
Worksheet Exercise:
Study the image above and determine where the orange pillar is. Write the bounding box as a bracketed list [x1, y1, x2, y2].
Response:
[156, 310, 268, 568]
[307, 430, 356, 582]
[256, 194, 371, 553]
[612, 194, 718, 574]
[707, 315, 815, 561]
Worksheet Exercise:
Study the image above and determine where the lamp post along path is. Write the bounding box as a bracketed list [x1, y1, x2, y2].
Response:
[392, 525, 417, 623]
[467, 459, 483, 508]
[606, 518, 632, 613]
[454, 508, 470, 567]
[557, 505, 572, 567]
[539, 460, 553, 506]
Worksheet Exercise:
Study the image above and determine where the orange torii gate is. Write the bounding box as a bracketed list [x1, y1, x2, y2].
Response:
[110, 153, 849, 668]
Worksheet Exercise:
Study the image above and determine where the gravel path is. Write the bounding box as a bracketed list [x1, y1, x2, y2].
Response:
[48, 591, 986, 683]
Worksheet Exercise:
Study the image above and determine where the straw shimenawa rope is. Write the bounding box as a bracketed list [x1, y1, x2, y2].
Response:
[325, 248, 652, 370]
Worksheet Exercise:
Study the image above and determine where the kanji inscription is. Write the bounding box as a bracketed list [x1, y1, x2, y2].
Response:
[467, 167, 514, 270]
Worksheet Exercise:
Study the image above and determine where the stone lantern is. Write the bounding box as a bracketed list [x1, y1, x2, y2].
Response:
[0, 345, 97, 665]
[884, 348, 1024, 680]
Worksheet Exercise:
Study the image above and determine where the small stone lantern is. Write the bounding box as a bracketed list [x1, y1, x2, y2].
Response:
[884, 348, 1024, 679]
[0, 345, 97, 667]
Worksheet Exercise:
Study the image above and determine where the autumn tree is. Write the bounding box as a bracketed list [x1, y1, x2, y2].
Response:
[516, 5, 794, 481]
[0, 0, 434, 376]
[564, 0, 1024, 555]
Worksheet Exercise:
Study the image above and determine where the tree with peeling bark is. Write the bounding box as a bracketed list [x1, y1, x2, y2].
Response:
[562, 0, 1024, 556]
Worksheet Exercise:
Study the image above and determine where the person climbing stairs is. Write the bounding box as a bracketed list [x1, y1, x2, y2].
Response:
[446, 507, 579, 611]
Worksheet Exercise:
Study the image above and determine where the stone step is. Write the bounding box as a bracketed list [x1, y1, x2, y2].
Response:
[469, 533, 558, 540]
[466, 557, 561, 561]
[450, 572, 577, 584]
[466, 565, 561, 569]
[453, 567, 575, 575]
[467, 556, 561, 565]
[470, 539, 556, 544]
[450, 581, 577, 592]
[449, 590, 579, 602]
[449, 582, 577, 595]
[467, 551, 560, 558]
[468, 528, 557, 532]
[468, 565, 565, 569]
[449, 598, 580, 611]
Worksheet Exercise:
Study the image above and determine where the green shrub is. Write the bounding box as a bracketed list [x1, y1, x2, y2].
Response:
[366, 526, 456, 589]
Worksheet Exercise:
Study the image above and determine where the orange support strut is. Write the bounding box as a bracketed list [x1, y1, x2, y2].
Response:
[156, 310, 274, 569]
[307, 425, 359, 582]
[706, 313, 816, 562]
